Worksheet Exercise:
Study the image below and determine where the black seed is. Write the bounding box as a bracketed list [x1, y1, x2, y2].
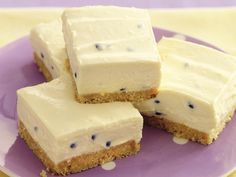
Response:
[127, 47, 134, 52]
[34, 126, 38, 131]
[51, 66, 54, 70]
[95, 43, 103, 51]
[120, 88, 126, 92]
[74, 72, 77, 78]
[155, 112, 163, 116]
[106, 141, 111, 147]
[91, 134, 96, 140]
[188, 103, 194, 109]
[70, 143, 77, 149]
[40, 53, 44, 59]
[154, 100, 160, 104]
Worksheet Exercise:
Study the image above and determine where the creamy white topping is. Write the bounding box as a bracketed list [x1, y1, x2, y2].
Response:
[135, 38, 236, 134]
[17, 76, 143, 163]
[62, 6, 161, 95]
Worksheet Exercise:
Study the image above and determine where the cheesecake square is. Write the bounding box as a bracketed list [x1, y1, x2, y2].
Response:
[62, 6, 161, 103]
[17, 76, 143, 175]
[135, 38, 236, 145]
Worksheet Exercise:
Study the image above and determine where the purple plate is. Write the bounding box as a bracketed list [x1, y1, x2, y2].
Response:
[0, 28, 235, 177]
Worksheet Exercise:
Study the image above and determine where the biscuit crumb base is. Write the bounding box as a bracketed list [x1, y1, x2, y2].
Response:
[76, 88, 158, 104]
[34, 53, 53, 82]
[144, 110, 234, 145]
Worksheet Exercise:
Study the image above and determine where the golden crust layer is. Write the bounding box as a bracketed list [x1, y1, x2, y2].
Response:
[75, 88, 158, 104]
[65, 60, 158, 104]
[18, 120, 140, 175]
[34, 53, 53, 82]
[144, 110, 234, 145]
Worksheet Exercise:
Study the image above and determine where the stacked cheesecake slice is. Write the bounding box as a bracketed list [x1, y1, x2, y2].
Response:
[62, 7, 161, 103]
[135, 38, 236, 144]
[17, 6, 161, 175]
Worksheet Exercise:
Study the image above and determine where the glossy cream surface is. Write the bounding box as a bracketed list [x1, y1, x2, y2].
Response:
[62, 6, 161, 94]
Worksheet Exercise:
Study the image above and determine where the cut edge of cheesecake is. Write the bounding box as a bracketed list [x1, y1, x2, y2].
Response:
[64, 59, 158, 104]
[34, 53, 53, 82]
[19, 120, 140, 175]
[143, 108, 234, 145]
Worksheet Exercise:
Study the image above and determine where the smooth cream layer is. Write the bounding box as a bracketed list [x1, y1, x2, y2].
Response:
[62, 6, 161, 95]
[17, 76, 143, 164]
[30, 19, 67, 78]
[136, 38, 236, 135]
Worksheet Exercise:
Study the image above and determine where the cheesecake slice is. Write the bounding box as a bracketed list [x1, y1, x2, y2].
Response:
[17, 76, 143, 175]
[30, 19, 67, 81]
[62, 6, 161, 103]
[135, 38, 236, 145]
